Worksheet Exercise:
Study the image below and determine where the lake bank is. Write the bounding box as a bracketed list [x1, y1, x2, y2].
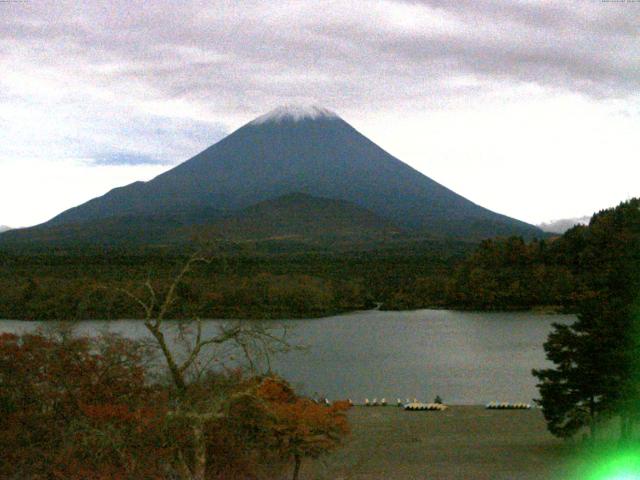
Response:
[305, 405, 575, 480]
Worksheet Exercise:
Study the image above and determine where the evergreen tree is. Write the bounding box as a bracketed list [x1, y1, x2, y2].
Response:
[533, 198, 640, 441]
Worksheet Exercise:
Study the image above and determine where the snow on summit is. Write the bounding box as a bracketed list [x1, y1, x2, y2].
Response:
[250, 105, 338, 124]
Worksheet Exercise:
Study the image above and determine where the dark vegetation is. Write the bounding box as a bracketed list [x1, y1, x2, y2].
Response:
[0, 240, 474, 320]
[1, 200, 634, 321]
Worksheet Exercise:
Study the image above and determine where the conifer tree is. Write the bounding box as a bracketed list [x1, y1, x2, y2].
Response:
[533, 198, 640, 441]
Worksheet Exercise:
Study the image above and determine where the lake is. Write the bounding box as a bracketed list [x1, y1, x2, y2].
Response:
[0, 309, 574, 405]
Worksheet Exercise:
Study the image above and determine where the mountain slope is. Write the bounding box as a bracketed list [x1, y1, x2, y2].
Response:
[0, 194, 398, 248]
[0, 207, 222, 247]
[201, 192, 401, 241]
[6, 105, 543, 244]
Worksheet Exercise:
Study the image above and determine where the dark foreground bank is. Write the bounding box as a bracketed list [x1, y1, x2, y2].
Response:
[306, 406, 579, 480]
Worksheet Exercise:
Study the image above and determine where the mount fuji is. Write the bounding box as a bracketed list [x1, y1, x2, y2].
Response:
[1, 105, 542, 246]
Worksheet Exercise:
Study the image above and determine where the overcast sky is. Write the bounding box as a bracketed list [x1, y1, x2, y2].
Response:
[1, 0, 639, 227]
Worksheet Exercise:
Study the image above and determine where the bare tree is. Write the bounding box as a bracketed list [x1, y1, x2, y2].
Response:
[121, 251, 292, 480]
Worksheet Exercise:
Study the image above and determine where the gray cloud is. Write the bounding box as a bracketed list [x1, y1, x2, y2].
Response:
[0, 0, 638, 193]
[1, 0, 638, 123]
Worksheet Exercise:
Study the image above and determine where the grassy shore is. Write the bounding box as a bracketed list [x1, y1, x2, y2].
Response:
[305, 406, 578, 480]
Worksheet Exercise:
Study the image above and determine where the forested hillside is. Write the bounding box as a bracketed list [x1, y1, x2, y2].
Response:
[398, 198, 637, 312]
[0, 242, 470, 320]
[1, 199, 636, 320]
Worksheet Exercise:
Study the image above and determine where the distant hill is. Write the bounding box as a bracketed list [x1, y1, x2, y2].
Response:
[0, 226, 10, 233]
[0, 194, 401, 250]
[1, 105, 543, 247]
[538, 216, 591, 234]
[199, 192, 402, 241]
[0, 207, 222, 248]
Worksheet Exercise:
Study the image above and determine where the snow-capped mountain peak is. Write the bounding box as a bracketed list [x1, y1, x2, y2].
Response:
[250, 104, 339, 125]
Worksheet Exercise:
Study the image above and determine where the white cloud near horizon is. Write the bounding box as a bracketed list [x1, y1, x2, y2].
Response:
[1, 0, 639, 227]
[0, 158, 167, 227]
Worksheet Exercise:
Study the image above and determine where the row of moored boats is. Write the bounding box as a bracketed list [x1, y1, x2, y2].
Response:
[315, 398, 532, 410]
[485, 402, 531, 409]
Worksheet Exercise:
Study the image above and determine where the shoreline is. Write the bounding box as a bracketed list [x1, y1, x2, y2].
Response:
[0, 304, 575, 322]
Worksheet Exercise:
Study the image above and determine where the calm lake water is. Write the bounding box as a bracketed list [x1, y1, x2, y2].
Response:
[0, 309, 574, 405]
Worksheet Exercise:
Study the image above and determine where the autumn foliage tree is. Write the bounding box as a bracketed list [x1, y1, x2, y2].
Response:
[0, 331, 169, 479]
[0, 332, 351, 479]
[254, 377, 350, 480]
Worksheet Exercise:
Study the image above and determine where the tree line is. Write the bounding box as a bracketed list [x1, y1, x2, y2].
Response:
[0, 201, 634, 323]
[0, 246, 468, 320]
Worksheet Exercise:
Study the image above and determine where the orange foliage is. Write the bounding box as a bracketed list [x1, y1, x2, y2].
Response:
[0, 332, 169, 479]
[256, 377, 350, 460]
[0, 335, 351, 479]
